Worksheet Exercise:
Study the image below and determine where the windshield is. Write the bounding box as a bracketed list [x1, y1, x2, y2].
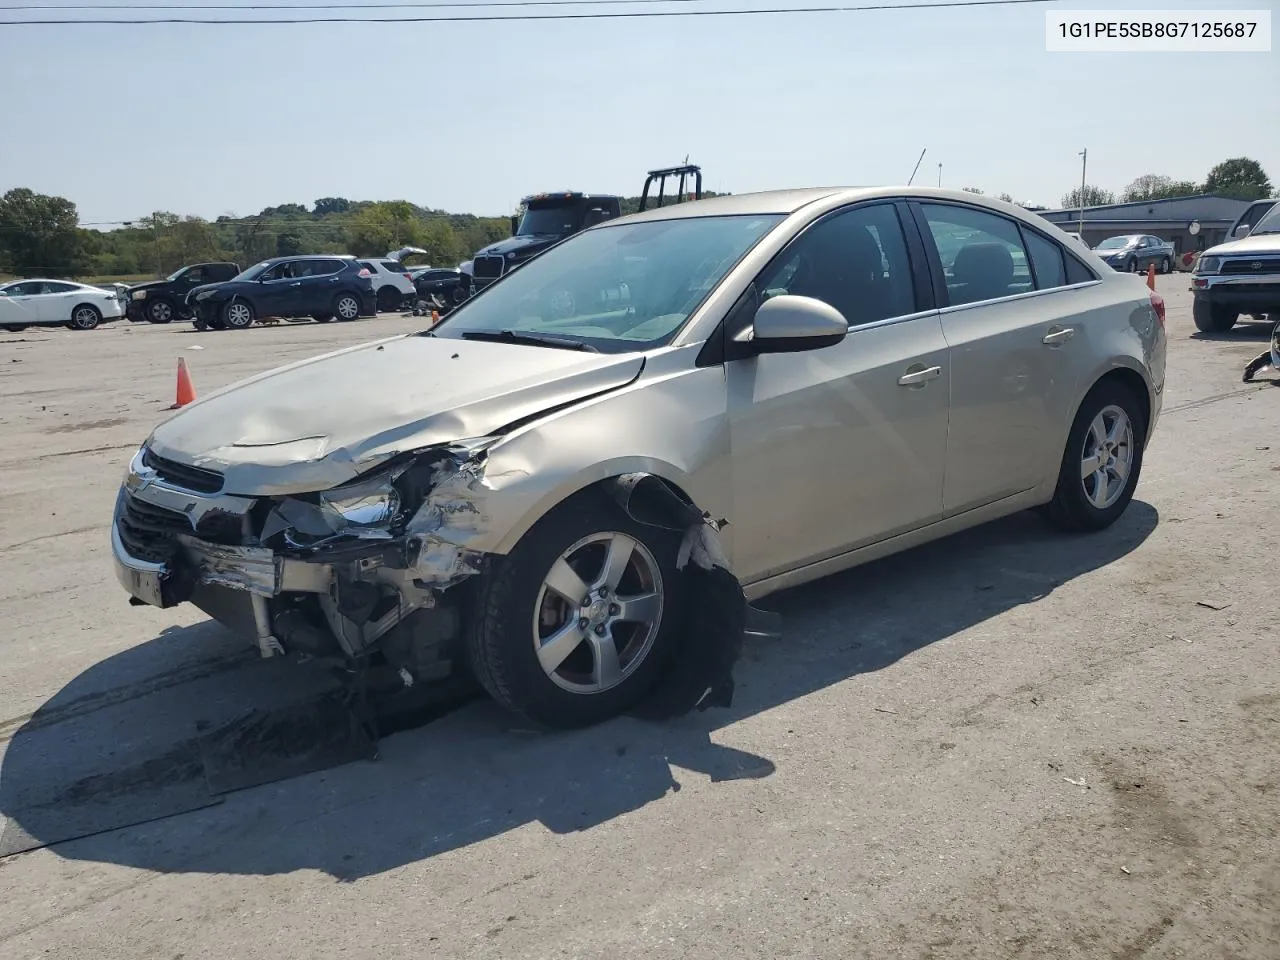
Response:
[230, 260, 272, 282]
[430, 214, 785, 353]
[165, 267, 188, 282]
[1095, 236, 1136, 250]
[1251, 205, 1280, 236]
[517, 203, 583, 237]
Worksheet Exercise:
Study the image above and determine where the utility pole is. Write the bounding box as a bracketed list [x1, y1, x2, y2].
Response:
[1077, 148, 1088, 239]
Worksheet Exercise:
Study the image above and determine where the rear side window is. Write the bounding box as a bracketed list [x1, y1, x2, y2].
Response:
[1022, 229, 1067, 289]
[1064, 254, 1096, 285]
[310, 258, 344, 276]
[357, 260, 378, 273]
[919, 203, 1033, 306]
[43, 281, 79, 294]
[380, 260, 405, 272]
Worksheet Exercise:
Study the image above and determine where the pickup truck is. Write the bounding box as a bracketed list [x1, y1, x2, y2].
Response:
[1091, 234, 1177, 274]
[1191, 201, 1280, 333]
[126, 261, 241, 323]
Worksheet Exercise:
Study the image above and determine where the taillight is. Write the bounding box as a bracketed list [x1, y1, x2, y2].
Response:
[1149, 290, 1165, 328]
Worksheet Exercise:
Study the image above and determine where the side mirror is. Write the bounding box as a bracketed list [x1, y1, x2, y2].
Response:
[748, 295, 848, 354]
[1234, 225, 1252, 239]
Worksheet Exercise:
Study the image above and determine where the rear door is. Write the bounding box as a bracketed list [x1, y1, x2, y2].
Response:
[34, 281, 81, 323]
[912, 200, 1094, 516]
[302, 258, 346, 312]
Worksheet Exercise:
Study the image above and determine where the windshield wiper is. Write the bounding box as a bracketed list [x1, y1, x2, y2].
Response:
[459, 329, 598, 352]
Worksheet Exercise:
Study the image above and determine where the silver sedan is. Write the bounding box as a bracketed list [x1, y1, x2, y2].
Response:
[110, 186, 1167, 727]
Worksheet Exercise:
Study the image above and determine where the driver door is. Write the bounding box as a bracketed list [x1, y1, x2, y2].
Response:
[725, 201, 950, 585]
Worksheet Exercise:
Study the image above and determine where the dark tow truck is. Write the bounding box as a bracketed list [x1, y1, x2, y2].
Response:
[465, 164, 704, 297]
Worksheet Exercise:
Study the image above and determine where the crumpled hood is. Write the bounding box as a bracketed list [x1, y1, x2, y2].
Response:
[148, 333, 645, 496]
[1203, 233, 1280, 257]
[128, 279, 170, 293]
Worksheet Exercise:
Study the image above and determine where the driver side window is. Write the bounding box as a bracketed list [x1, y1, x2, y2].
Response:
[757, 203, 917, 328]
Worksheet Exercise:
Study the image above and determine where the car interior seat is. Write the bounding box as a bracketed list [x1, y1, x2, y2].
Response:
[950, 242, 1014, 303]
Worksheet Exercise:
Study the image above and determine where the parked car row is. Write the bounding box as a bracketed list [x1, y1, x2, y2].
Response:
[0, 279, 126, 332]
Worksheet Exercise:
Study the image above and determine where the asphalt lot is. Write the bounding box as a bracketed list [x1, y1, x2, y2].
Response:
[1, 285, 1278, 959]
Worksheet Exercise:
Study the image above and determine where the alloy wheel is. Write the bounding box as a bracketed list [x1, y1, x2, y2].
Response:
[71, 306, 100, 330]
[1080, 404, 1134, 510]
[532, 532, 664, 695]
[225, 302, 253, 328]
[336, 295, 360, 320]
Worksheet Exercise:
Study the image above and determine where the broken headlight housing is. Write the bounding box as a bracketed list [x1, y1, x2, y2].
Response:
[261, 436, 502, 552]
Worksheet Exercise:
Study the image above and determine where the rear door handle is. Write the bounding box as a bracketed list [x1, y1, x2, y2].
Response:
[1042, 326, 1075, 346]
[898, 364, 942, 387]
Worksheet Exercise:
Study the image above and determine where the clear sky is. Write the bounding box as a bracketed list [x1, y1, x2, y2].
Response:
[0, 0, 1276, 223]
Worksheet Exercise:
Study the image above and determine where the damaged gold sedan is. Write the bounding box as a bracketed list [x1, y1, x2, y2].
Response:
[112, 187, 1166, 727]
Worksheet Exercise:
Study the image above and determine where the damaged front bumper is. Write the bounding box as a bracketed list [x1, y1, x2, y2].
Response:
[111, 442, 494, 673]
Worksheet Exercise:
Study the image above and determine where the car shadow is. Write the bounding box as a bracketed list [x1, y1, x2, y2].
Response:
[1187, 317, 1274, 343]
[0, 501, 1159, 880]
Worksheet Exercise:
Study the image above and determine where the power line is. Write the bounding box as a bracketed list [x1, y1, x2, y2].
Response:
[0, 0, 1063, 25]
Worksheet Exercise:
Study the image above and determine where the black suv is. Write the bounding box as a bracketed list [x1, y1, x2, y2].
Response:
[126, 261, 241, 324]
[186, 256, 377, 330]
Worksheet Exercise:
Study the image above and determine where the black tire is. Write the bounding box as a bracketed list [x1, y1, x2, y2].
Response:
[312, 313, 333, 323]
[2, 325, 28, 332]
[333, 292, 361, 322]
[221, 299, 255, 330]
[146, 298, 176, 324]
[465, 488, 686, 728]
[1159, 256, 1171, 275]
[1042, 379, 1146, 533]
[192, 317, 209, 331]
[1192, 298, 1238, 333]
[68, 304, 101, 331]
[375, 286, 402, 313]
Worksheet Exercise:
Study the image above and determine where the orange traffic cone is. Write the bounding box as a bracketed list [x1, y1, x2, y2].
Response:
[1146, 263, 1156, 290]
[170, 357, 196, 409]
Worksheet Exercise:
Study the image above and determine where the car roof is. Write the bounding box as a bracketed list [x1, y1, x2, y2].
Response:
[260, 254, 357, 264]
[614, 186, 1063, 225]
[1, 277, 85, 285]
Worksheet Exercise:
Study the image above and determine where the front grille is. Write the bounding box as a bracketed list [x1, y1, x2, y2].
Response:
[117, 495, 193, 564]
[142, 447, 223, 493]
[1221, 258, 1280, 275]
[472, 255, 505, 280]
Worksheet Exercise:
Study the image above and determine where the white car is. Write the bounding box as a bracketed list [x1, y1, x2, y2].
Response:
[0, 279, 125, 332]
[357, 256, 419, 313]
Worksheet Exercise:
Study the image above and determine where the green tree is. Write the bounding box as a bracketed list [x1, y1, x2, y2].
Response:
[346, 201, 424, 256]
[1202, 157, 1273, 201]
[276, 232, 303, 257]
[1061, 185, 1116, 209]
[1121, 174, 1200, 203]
[314, 197, 351, 216]
[0, 187, 84, 276]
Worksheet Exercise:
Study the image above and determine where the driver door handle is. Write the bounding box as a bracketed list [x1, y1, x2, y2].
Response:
[898, 364, 942, 387]
[289, 281, 301, 287]
[1042, 326, 1075, 346]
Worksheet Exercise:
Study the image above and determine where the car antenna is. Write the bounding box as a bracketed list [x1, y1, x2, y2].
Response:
[907, 147, 927, 186]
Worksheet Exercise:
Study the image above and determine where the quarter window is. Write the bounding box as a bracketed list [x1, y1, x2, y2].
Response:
[920, 203, 1034, 306]
[757, 203, 917, 327]
[1023, 229, 1067, 289]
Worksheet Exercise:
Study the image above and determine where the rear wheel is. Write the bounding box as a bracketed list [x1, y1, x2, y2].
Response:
[146, 299, 175, 324]
[375, 286, 402, 312]
[1192, 299, 1238, 333]
[466, 490, 684, 728]
[221, 299, 255, 330]
[2, 325, 28, 332]
[334, 292, 361, 321]
[69, 304, 101, 331]
[1042, 380, 1146, 533]
[312, 313, 333, 323]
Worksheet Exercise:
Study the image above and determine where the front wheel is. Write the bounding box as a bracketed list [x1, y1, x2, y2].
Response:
[333, 292, 361, 321]
[1126, 257, 1140, 273]
[146, 299, 175, 324]
[221, 299, 255, 330]
[1192, 298, 1238, 333]
[69, 304, 101, 330]
[465, 490, 684, 728]
[1042, 380, 1146, 533]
